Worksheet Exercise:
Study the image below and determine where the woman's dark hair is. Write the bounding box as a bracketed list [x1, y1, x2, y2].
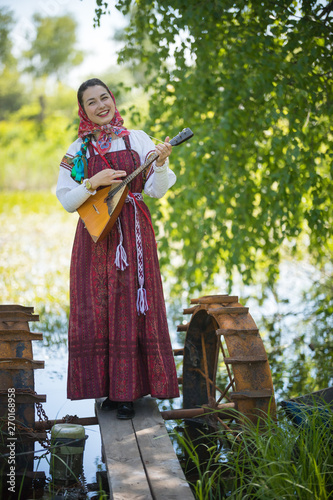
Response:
[77, 78, 112, 110]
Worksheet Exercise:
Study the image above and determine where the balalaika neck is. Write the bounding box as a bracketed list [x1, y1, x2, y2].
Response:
[106, 152, 159, 199]
[125, 152, 159, 185]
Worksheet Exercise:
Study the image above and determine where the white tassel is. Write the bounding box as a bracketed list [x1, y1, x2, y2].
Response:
[114, 242, 128, 271]
[136, 286, 148, 315]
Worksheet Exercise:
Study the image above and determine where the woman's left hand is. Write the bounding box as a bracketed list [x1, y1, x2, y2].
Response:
[155, 137, 172, 167]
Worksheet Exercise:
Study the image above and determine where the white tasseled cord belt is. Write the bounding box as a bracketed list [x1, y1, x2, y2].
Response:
[114, 193, 148, 315]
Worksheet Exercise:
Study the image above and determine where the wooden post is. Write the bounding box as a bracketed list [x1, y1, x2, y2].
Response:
[0, 305, 46, 495]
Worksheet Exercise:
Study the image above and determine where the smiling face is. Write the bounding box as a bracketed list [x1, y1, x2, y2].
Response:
[82, 85, 116, 126]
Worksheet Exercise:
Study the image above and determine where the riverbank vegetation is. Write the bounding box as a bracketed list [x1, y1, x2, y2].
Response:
[174, 404, 333, 499]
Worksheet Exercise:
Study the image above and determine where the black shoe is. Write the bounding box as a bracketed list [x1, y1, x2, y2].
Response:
[117, 402, 135, 420]
[100, 397, 118, 411]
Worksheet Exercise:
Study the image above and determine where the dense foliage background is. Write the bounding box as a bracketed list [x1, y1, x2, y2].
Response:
[106, 0, 333, 291]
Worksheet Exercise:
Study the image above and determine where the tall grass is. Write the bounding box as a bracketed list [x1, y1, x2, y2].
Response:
[173, 404, 333, 499]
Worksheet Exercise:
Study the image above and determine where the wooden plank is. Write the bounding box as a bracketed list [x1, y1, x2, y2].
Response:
[133, 397, 194, 500]
[173, 348, 184, 356]
[0, 358, 44, 369]
[161, 402, 235, 420]
[207, 306, 249, 315]
[0, 305, 34, 313]
[176, 323, 189, 332]
[198, 295, 239, 304]
[0, 393, 46, 403]
[224, 356, 267, 364]
[95, 399, 152, 500]
[35, 416, 98, 430]
[0, 312, 39, 322]
[216, 328, 259, 336]
[0, 330, 43, 341]
[182, 306, 199, 314]
[231, 389, 274, 399]
[190, 295, 229, 304]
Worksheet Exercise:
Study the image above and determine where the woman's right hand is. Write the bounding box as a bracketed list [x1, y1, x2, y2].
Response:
[89, 169, 127, 190]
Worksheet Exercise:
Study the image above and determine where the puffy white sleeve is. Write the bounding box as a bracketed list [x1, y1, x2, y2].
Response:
[144, 158, 177, 198]
[56, 169, 93, 213]
[130, 130, 177, 199]
[56, 139, 95, 213]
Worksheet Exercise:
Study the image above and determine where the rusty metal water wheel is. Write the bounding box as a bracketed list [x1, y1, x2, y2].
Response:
[169, 295, 276, 430]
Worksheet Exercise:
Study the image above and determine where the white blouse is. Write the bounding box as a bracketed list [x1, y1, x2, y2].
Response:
[56, 130, 176, 213]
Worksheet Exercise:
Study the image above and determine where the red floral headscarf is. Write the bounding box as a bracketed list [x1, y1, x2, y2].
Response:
[78, 86, 130, 156]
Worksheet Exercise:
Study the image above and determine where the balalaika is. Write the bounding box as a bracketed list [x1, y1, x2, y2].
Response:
[77, 127, 194, 242]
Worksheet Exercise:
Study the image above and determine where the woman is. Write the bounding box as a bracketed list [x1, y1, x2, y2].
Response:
[56, 78, 179, 419]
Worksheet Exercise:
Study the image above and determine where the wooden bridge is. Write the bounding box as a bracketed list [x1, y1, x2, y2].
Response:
[95, 396, 195, 500]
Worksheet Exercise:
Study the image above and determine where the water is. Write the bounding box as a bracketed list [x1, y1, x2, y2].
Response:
[33, 342, 104, 486]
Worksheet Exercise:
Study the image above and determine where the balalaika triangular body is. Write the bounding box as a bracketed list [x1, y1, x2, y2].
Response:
[77, 128, 194, 243]
[77, 184, 128, 242]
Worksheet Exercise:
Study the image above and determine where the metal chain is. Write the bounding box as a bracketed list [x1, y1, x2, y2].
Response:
[78, 467, 88, 494]
[36, 400, 50, 425]
[61, 414, 79, 423]
[0, 389, 86, 462]
[0, 416, 51, 455]
[1, 389, 52, 452]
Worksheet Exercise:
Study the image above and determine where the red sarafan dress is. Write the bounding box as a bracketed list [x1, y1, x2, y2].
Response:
[57, 133, 179, 402]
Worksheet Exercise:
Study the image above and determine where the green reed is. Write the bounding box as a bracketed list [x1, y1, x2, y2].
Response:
[173, 404, 333, 499]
